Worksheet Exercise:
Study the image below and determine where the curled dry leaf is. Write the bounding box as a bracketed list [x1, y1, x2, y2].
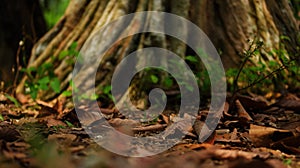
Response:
[236, 99, 253, 122]
[223, 101, 232, 117]
[274, 93, 300, 112]
[236, 93, 269, 110]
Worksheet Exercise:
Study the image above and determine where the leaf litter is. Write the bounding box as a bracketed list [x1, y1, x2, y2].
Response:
[0, 92, 300, 167]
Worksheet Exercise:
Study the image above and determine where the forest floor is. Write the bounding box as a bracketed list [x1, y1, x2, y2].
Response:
[0, 91, 300, 168]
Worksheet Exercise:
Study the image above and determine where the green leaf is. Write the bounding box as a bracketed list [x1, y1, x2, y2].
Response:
[0, 114, 4, 121]
[30, 87, 38, 100]
[38, 76, 50, 90]
[50, 77, 61, 93]
[65, 120, 74, 127]
[185, 56, 198, 63]
[5, 94, 21, 107]
[103, 85, 112, 94]
[90, 93, 99, 100]
[70, 42, 78, 51]
[150, 75, 159, 84]
[62, 90, 72, 97]
[38, 76, 50, 84]
[163, 77, 173, 88]
[58, 50, 68, 60]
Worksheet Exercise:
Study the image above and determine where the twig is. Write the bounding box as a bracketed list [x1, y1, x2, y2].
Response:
[230, 39, 262, 108]
[11, 41, 23, 94]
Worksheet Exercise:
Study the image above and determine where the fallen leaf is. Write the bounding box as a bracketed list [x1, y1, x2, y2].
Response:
[236, 99, 253, 122]
[274, 93, 300, 112]
[45, 118, 67, 127]
[249, 124, 292, 147]
[15, 93, 28, 104]
[132, 124, 167, 132]
[237, 93, 269, 111]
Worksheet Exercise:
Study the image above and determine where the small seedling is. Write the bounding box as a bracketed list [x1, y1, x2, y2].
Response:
[282, 158, 292, 166]
[65, 120, 74, 128]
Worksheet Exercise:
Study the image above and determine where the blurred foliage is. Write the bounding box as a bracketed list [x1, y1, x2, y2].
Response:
[290, 0, 300, 19]
[39, 0, 70, 29]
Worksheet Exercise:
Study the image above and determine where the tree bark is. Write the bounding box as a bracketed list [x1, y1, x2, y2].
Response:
[16, 0, 299, 101]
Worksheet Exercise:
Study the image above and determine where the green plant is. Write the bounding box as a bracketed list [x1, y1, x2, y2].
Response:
[22, 62, 60, 100]
[226, 38, 299, 101]
[282, 158, 292, 166]
[65, 120, 74, 128]
[51, 125, 66, 131]
[22, 42, 79, 100]
[96, 85, 112, 100]
[58, 42, 79, 65]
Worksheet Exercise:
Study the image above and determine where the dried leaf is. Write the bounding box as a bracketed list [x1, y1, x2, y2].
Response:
[193, 119, 216, 144]
[132, 124, 167, 132]
[236, 99, 253, 122]
[223, 101, 232, 117]
[15, 93, 28, 104]
[249, 124, 291, 147]
[237, 94, 269, 110]
[46, 118, 67, 127]
[274, 93, 300, 112]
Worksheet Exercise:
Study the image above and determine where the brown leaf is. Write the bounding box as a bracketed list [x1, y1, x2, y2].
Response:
[36, 99, 53, 107]
[236, 94, 269, 111]
[223, 101, 232, 117]
[46, 118, 67, 128]
[108, 118, 140, 128]
[15, 93, 28, 104]
[132, 124, 167, 132]
[161, 114, 170, 124]
[193, 119, 216, 144]
[249, 124, 292, 147]
[271, 134, 300, 154]
[274, 93, 300, 112]
[236, 99, 253, 122]
[53, 98, 65, 114]
[210, 148, 257, 160]
[38, 105, 58, 118]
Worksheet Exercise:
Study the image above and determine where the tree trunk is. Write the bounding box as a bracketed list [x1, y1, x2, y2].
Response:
[16, 0, 299, 101]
